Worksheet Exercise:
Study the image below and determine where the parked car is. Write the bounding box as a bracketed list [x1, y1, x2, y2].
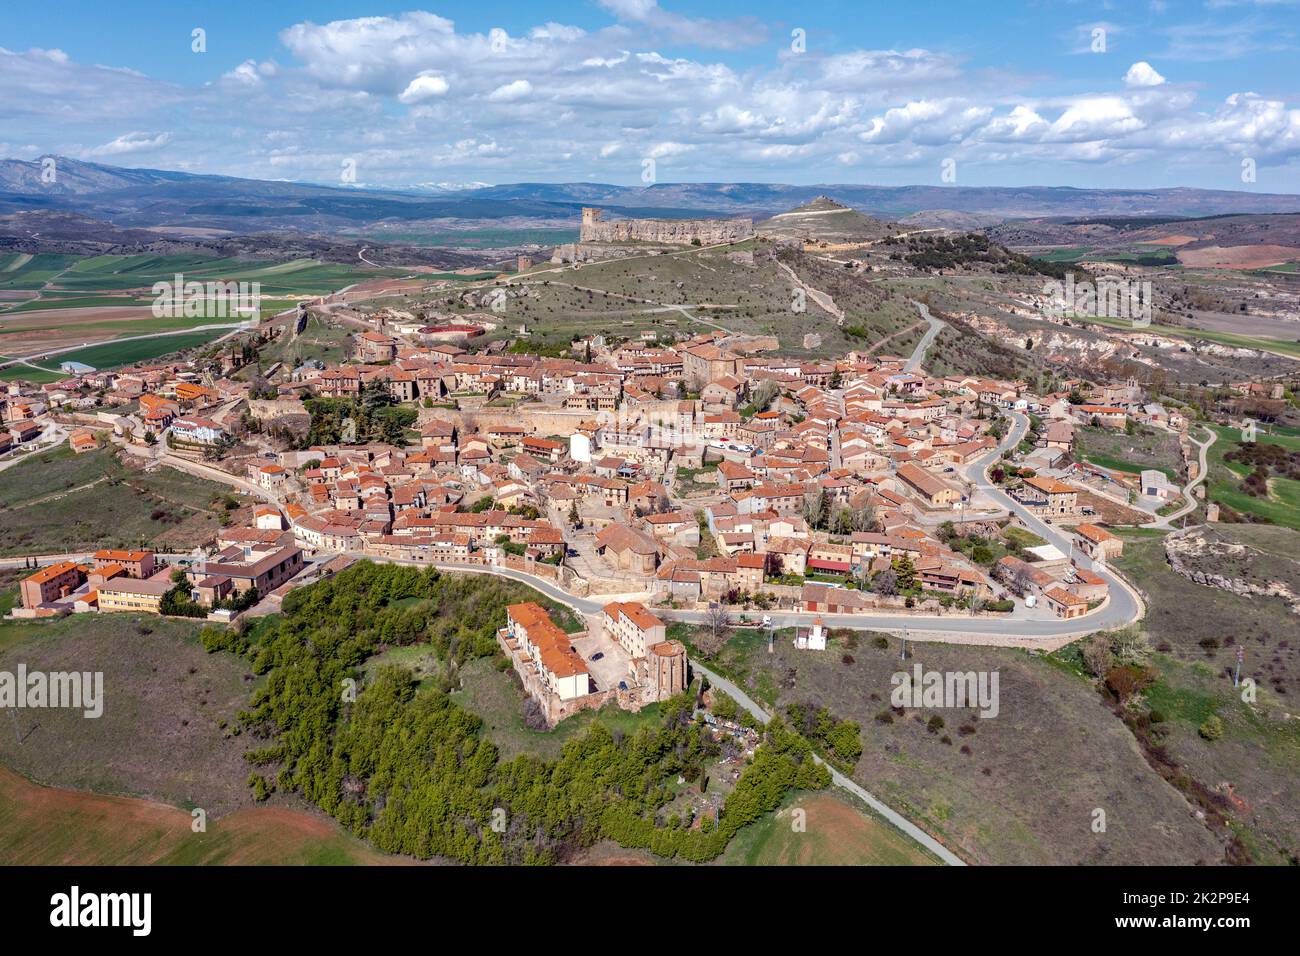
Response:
[590, 652, 604, 661]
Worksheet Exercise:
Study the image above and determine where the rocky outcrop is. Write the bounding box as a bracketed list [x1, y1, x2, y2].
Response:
[1164, 528, 1300, 613]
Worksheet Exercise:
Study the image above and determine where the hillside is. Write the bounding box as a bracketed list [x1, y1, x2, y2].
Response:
[5, 157, 1300, 238]
[757, 196, 900, 243]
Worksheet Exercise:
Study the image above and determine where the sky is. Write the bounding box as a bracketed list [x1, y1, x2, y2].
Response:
[1, 0, 1298, 191]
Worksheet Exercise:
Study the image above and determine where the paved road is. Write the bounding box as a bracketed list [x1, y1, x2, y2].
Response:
[904, 301, 946, 373]
[956, 410, 1144, 632]
[1143, 426, 1216, 530]
[8, 414, 1142, 641]
[0, 419, 67, 472]
[692, 660, 965, 866]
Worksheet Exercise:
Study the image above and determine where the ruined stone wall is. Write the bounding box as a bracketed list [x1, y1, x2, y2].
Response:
[579, 207, 754, 245]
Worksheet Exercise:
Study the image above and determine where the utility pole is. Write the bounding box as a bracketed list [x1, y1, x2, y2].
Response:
[1233, 646, 1244, 688]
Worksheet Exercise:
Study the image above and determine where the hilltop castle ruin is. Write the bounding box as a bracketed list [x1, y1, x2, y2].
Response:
[579, 206, 754, 245]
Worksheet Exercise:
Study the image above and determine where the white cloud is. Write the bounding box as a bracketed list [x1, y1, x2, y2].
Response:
[0, 8, 1294, 187]
[487, 79, 532, 102]
[223, 59, 278, 85]
[86, 131, 172, 156]
[398, 72, 449, 103]
[595, 0, 766, 50]
[1125, 62, 1167, 88]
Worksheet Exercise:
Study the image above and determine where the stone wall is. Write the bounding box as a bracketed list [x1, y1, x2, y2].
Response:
[579, 207, 754, 245]
[416, 404, 593, 437]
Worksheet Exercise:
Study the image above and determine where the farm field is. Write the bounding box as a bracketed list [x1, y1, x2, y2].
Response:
[715, 791, 939, 866]
[0, 252, 405, 363]
[0, 768, 408, 865]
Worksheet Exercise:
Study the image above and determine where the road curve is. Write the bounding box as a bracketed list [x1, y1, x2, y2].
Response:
[1142, 426, 1216, 530]
[904, 301, 946, 373]
[957, 410, 1144, 633]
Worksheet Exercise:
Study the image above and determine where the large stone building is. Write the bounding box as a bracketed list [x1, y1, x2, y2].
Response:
[579, 207, 754, 245]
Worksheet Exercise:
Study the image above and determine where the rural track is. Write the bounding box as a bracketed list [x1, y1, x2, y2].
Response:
[690, 660, 966, 867]
[1142, 426, 1217, 530]
[903, 301, 946, 372]
[774, 259, 845, 325]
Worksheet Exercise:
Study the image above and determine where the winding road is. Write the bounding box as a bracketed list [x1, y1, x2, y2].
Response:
[904, 301, 946, 373]
[1142, 426, 1216, 530]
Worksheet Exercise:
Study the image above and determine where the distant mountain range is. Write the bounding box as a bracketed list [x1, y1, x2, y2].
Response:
[2, 155, 1298, 237]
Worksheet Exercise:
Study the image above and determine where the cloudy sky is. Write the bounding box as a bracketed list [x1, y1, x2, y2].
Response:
[1, 0, 1297, 191]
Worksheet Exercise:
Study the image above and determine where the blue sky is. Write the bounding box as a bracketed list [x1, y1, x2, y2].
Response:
[1, 0, 1297, 190]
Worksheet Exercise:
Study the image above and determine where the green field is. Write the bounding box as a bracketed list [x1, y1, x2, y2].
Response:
[0, 253, 81, 290]
[20, 253, 410, 297]
[0, 329, 234, 383]
[0, 445, 234, 555]
[1075, 423, 1182, 479]
[451, 656, 665, 760]
[1206, 424, 1300, 529]
[353, 227, 577, 249]
[716, 790, 937, 865]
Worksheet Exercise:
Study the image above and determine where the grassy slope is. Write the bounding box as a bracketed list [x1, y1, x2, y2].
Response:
[716, 790, 937, 866]
[671, 623, 1225, 865]
[0, 766, 403, 866]
[0, 445, 231, 556]
[1112, 529, 1300, 864]
[1207, 425, 1300, 530]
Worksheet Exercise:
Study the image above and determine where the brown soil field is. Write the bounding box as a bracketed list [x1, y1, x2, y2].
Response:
[1074, 488, 1155, 525]
[1178, 245, 1300, 269]
[0, 305, 162, 352]
[0, 766, 407, 865]
[1146, 234, 1196, 246]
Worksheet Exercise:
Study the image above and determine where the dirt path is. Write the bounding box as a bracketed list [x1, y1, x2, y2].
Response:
[774, 259, 845, 325]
